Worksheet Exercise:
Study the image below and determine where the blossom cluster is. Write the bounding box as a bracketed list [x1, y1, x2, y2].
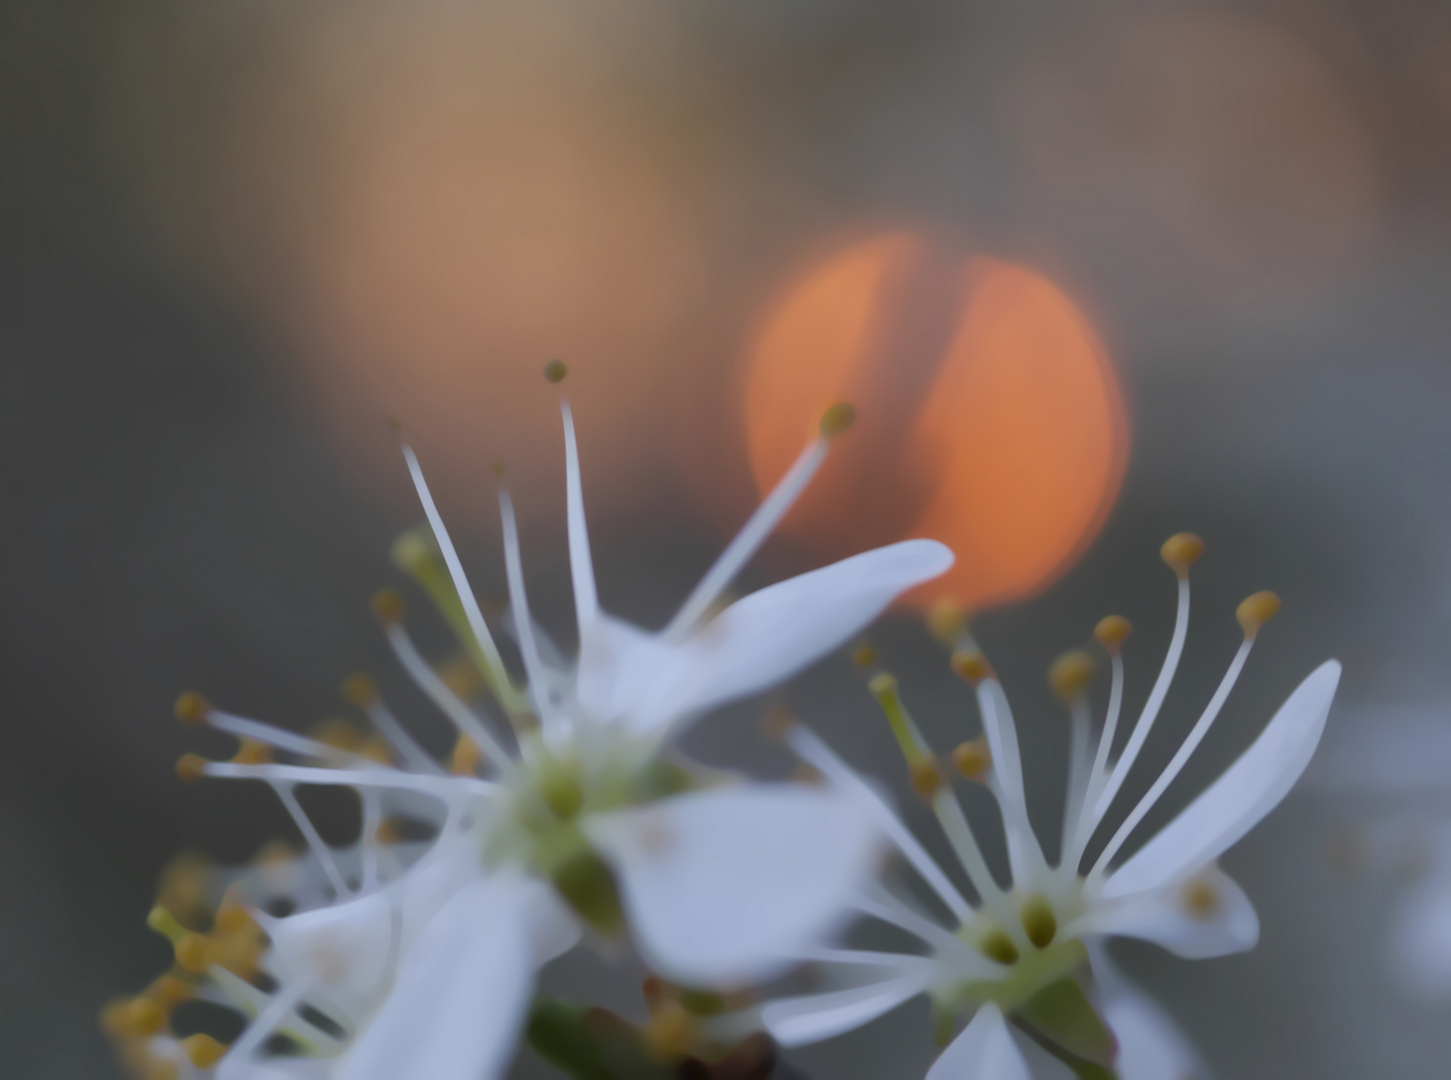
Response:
[104, 395, 1338, 1080]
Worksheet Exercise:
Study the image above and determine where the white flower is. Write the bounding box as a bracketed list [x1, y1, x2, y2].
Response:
[117, 400, 951, 1079]
[729, 534, 1339, 1077]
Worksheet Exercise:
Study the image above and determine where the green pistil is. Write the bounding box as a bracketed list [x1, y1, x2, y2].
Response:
[868, 673, 929, 764]
[954, 938, 1088, 1015]
[390, 525, 533, 725]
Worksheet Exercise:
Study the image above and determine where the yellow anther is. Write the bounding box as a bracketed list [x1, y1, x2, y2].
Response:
[819, 402, 857, 438]
[254, 839, 297, 865]
[1093, 615, 1132, 651]
[1182, 877, 1221, 920]
[173, 932, 210, 974]
[375, 819, 401, 846]
[341, 672, 379, 707]
[147, 975, 194, 1009]
[117, 996, 164, 1037]
[157, 853, 212, 924]
[978, 927, 1020, 966]
[148, 1061, 180, 1080]
[950, 649, 991, 686]
[543, 358, 569, 384]
[852, 643, 877, 669]
[926, 598, 968, 644]
[370, 589, 404, 625]
[232, 738, 271, 766]
[909, 757, 944, 800]
[869, 672, 926, 765]
[1019, 894, 1058, 949]
[174, 691, 210, 725]
[311, 717, 364, 752]
[213, 906, 257, 937]
[359, 734, 395, 764]
[175, 754, 208, 783]
[451, 735, 485, 776]
[183, 1033, 228, 1069]
[643, 998, 695, 1061]
[1160, 532, 1205, 575]
[791, 762, 824, 786]
[436, 653, 484, 700]
[1236, 590, 1281, 637]
[1049, 650, 1097, 703]
[951, 738, 991, 781]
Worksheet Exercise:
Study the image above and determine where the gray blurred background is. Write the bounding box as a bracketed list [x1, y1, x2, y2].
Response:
[5, 0, 1451, 1076]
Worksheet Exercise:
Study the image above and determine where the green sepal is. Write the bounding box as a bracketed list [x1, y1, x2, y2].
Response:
[551, 849, 626, 937]
[1017, 975, 1116, 1067]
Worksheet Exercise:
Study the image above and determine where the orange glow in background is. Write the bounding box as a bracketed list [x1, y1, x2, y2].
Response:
[743, 233, 1129, 611]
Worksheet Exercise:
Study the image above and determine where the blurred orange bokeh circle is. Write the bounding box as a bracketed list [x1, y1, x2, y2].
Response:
[742, 232, 1129, 611]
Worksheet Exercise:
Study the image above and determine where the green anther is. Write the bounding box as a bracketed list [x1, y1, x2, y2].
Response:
[537, 761, 585, 820]
[390, 525, 532, 723]
[977, 927, 1020, 966]
[868, 672, 928, 765]
[676, 990, 726, 1017]
[552, 851, 625, 937]
[1019, 894, 1058, 949]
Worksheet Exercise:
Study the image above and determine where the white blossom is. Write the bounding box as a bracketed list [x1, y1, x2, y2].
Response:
[727, 535, 1339, 1077]
[112, 401, 950, 1079]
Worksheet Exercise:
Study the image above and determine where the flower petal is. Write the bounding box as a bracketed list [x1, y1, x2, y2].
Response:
[1075, 863, 1258, 959]
[1102, 660, 1340, 900]
[336, 874, 556, 1080]
[758, 952, 936, 1046]
[266, 892, 395, 1002]
[1102, 985, 1208, 1080]
[1388, 871, 1451, 1001]
[926, 1003, 1031, 1080]
[585, 784, 884, 986]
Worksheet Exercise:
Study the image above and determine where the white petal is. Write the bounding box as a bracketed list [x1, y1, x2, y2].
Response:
[1102, 985, 1209, 1080]
[1388, 872, 1451, 1001]
[266, 892, 394, 1001]
[926, 1004, 1031, 1080]
[585, 784, 883, 986]
[336, 875, 549, 1080]
[759, 954, 936, 1046]
[1075, 864, 1258, 959]
[1102, 660, 1340, 900]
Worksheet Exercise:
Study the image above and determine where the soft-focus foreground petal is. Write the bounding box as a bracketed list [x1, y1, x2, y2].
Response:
[1076, 863, 1258, 959]
[337, 874, 568, 1080]
[579, 540, 953, 736]
[1103, 660, 1340, 900]
[653, 539, 953, 730]
[758, 951, 937, 1047]
[266, 892, 395, 1002]
[1103, 984, 1209, 1080]
[1388, 872, 1451, 1001]
[926, 1003, 1031, 1080]
[586, 784, 884, 986]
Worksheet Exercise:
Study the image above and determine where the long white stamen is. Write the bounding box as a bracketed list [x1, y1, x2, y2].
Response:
[1072, 652, 1126, 863]
[974, 679, 1048, 884]
[786, 724, 973, 923]
[856, 887, 982, 954]
[931, 790, 1012, 920]
[1089, 635, 1255, 885]
[664, 437, 828, 639]
[1089, 575, 1191, 826]
[560, 401, 599, 629]
[207, 710, 360, 765]
[1059, 697, 1093, 873]
[272, 783, 349, 898]
[383, 624, 515, 775]
[498, 490, 564, 735]
[400, 443, 521, 710]
[204, 760, 496, 800]
[216, 975, 313, 1077]
[359, 698, 442, 775]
